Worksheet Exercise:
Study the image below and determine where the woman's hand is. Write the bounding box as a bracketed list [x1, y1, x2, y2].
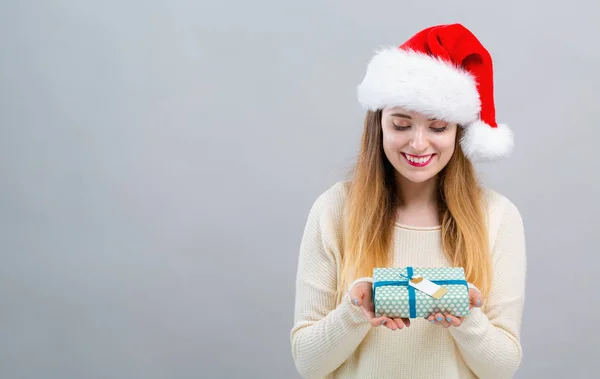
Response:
[349, 281, 411, 331]
[426, 287, 482, 327]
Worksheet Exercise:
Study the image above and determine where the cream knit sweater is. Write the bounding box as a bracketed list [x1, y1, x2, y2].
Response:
[290, 181, 526, 379]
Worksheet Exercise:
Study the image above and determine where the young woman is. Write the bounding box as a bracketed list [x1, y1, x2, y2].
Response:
[290, 24, 526, 378]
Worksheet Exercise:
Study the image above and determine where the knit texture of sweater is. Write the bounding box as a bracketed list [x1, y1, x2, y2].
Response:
[290, 181, 526, 379]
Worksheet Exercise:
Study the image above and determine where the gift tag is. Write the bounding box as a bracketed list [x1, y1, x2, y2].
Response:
[409, 275, 448, 299]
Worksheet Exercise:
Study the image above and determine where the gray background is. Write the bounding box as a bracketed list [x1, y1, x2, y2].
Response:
[1, 0, 598, 378]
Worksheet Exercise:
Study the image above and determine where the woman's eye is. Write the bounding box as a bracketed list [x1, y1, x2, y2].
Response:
[430, 122, 448, 132]
[393, 124, 410, 131]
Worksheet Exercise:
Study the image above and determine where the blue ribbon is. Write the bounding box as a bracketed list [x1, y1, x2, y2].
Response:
[372, 266, 468, 318]
[407, 267, 416, 318]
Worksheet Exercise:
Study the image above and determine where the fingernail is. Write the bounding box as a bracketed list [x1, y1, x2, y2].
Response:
[353, 298, 358, 306]
[437, 316, 443, 321]
[430, 319, 435, 323]
[446, 317, 451, 322]
[382, 319, 386, 325]
[477, 300, 481, 306]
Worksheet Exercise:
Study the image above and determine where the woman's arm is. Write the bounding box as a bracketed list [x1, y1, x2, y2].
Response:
[448, 197, 527, 378]
[290, 194, 372, 378]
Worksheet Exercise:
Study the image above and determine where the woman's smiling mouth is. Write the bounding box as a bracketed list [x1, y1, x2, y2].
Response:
[401, 153, 435, 167]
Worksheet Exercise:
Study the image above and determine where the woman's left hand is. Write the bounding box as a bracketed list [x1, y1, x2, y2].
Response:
[426, 287, 482, 327]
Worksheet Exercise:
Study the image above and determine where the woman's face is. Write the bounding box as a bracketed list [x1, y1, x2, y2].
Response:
[381, 107, 458, 184]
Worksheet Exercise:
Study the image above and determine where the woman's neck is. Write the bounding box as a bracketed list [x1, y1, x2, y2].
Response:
[396, 175, 439, 209]
[395, 176, 441, 227]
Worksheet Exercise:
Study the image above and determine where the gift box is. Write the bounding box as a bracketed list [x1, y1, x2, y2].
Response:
[372, 266, 470, 319]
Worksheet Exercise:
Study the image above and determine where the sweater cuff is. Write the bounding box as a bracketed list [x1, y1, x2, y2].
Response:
[449, 307, 489, 338]
[339, 291, 372, 325]
[348, 277, 374, 292]
[467, 282, 480, 293]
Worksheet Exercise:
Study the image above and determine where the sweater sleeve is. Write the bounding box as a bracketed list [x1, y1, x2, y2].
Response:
[290, 192, 372, 378]
[448, 197, 527, 379]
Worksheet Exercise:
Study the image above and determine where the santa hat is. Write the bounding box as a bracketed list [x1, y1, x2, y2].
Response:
[357, 23, 513, 161]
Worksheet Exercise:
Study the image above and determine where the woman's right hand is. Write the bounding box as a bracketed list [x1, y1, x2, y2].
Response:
[349, 281, 411, 330]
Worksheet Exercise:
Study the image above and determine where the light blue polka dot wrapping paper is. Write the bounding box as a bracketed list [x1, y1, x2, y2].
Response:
[372, 267, 470, 319]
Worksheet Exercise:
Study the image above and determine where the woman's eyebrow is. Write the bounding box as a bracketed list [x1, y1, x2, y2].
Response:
[390, 113, 438, 121]
[389, 113, 411, 119]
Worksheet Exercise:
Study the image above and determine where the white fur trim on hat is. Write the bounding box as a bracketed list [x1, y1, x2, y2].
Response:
[356, 47, 481, 125]
[460, 120, 514, 161]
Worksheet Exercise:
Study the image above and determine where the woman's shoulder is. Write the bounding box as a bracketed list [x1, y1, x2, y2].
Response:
[480, 187, 525, 238]
[301, 181, 350, 251]
[308, 180, 351, 217]
[482, 187, 517, 212]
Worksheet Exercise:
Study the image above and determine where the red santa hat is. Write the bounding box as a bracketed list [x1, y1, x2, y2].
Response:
[357, 23, 513, 161]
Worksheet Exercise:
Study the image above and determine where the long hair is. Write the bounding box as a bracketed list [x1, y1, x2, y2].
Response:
[338, 109, 492, 302]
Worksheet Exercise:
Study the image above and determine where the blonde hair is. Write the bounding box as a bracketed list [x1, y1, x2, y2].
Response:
[338, 110, 492, 302]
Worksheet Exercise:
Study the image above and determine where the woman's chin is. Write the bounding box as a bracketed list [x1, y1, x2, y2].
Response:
[395, 167, 438, 184]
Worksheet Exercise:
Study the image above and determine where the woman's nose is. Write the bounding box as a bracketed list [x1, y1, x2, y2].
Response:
[409, 128, 429, 152]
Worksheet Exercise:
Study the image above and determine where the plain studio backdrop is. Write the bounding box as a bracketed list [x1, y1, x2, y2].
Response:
[1, 1, 599, 378]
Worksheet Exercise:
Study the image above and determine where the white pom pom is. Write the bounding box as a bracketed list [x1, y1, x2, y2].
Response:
[460, 120, 514, 161]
